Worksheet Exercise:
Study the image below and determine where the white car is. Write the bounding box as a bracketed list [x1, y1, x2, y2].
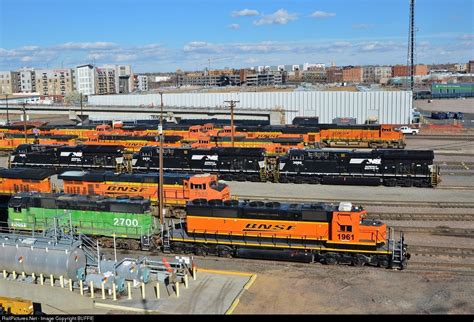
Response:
[396, 126, 419, 135]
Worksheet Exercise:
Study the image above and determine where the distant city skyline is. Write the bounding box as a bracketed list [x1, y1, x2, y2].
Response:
[0, 0, 472, 72]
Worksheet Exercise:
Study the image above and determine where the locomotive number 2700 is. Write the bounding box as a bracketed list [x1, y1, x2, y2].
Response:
[113, 218, 139, 227]
[337, 234, 354, 240]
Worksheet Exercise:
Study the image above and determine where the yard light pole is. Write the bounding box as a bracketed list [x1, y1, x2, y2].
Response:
[224, 100, 239, 147]
[80, 93, 83, 126]
[5, 94, 9, 126]
[158, 92, 164, 226]
[22, 102, 27, 143]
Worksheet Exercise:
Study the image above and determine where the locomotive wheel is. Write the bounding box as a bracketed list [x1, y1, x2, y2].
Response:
[129, 240, 140, 251]
[293, 178, 304, 184]
[172, 243, 186, 254]
[378, 259, 389, 268]
[278, 176, 289, 183]
[323, 255, 337, 265]
[351, 255, 365, 267]
[217, 246, 233, 258]
[400, 179, 412, 187]
[194, 245, 207, 256]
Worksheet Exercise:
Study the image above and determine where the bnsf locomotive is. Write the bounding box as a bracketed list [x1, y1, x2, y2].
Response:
[0, 168, 231, 218]
[9, 144, 439, 187]
[7, 192, 409, 269]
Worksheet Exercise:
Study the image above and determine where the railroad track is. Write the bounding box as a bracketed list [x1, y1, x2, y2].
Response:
[436, 161, 474, 169]
[367, 213, 474, 221]
[236, 195, 474, 209]
[391, 226, 474, 237]
[406, 262, 474, 276]
[407, 135, 474, 141]
[408, 245, 474, 258]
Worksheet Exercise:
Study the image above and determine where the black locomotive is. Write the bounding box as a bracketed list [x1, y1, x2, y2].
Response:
[9, 144, 439, 187]
[10, 144, 124, 170]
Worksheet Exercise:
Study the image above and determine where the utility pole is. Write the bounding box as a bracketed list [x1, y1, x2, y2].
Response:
[407, 0, 415, 94]
[22, 102, 27, 143]
[158, 92, 164, 226]
[224, 100, 239, 147]
[80, 92, 83, 126]
[5, 94, 9, 126]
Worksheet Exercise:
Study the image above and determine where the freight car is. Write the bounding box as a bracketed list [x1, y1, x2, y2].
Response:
[59, 171, 230, 217]
[6, 193, 409, 269]
[8, 193, 159, 250]
[167, 199, 408, 269]
[9, 144, 125, 171]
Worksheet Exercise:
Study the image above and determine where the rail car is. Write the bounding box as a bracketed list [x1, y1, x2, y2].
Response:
[0, 133, 78, 150]
[277, 149, 439, 187]
[134, 146, 267, 182]
[9, 144, 126, 171]
[0, 168, 56, 195]
[0, 168, 230, 217]
[0, 297, 41, 315]
[9, 144, 439, 187]
[1, 122, 405, 150]
[59, 171, 230, 216]
[191, 135, 306, 154]
[234, 124, 405, 149]
[6, 192, 409, 269]
[168, 199, 408, 269]
[133, 146, 439, 187]
[8, 193, 159, 250]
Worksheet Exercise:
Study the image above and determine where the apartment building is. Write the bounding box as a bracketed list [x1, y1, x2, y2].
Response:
[16, 68, 36, 93]
[342, 66, 363, 83]
[392, 64, 428, 77]
[0, 71, 18, 95]
[35, 69, 75, 97]
[76, 65, 96, 96]
[326, 67, 343, 83]
[362, 66, 393, 83]
[134, 75, 149, 91]
[95, 67, 116, 95]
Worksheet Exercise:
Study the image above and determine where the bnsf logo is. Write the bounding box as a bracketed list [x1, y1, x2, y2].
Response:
[107, 186, 146, 193]
[243, 223, 296, 232]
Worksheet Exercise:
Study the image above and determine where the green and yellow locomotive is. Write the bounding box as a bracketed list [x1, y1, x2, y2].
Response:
[8, 193, 160, 250]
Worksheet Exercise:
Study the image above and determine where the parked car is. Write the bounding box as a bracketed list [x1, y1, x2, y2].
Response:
[395, 126, 420, 135]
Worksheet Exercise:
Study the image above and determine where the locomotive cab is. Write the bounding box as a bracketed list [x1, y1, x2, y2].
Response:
[185, 174, 230, 201]
[329, 202, 386, 245]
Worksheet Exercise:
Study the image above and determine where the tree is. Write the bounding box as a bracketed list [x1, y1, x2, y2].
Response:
[64, 91, 83, 105]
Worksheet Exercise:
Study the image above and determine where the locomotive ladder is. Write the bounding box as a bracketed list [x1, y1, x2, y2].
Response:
[389, 228, 407, 269]
[161, 223, 171, 253]
[431, 165, 440, 186]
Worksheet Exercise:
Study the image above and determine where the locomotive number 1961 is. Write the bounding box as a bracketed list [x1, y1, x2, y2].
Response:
[113, 218, 139, 227]
[337, 233, 354, 241]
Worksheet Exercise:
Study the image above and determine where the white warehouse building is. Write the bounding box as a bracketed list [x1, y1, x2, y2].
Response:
[88, 91, 412, 125]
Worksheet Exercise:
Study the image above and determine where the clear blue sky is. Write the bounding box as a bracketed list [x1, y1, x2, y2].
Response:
[1, 0, 473, 72]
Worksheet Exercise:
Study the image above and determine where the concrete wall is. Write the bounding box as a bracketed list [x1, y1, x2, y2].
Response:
[89, 91, 413, 124]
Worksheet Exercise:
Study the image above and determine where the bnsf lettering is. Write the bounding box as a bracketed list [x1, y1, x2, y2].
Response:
[107, 186, 146, 193]
[243, 223, 296, 231]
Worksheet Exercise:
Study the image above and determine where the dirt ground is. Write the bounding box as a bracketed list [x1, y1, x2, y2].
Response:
[191, 256, 472, 314]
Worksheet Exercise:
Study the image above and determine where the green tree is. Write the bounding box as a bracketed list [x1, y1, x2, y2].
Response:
[64, 91, 83, 105]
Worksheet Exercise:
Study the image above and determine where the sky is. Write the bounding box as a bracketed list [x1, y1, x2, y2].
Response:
[0, 0, 473, 72]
